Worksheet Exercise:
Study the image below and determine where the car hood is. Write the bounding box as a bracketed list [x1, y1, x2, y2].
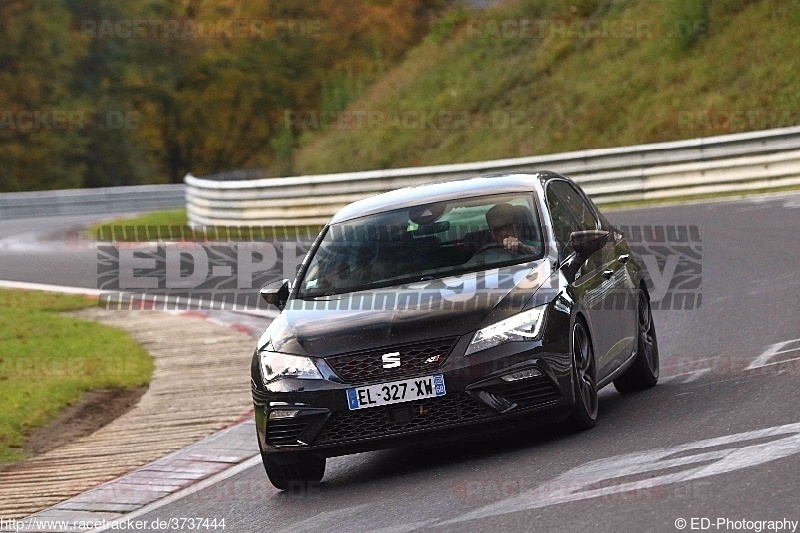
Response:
[260, 260, 555, 357]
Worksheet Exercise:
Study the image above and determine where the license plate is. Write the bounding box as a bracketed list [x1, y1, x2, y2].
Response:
[346, 374, 446, 410]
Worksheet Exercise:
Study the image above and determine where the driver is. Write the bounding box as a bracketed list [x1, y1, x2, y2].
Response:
[485, 203, 538, 255]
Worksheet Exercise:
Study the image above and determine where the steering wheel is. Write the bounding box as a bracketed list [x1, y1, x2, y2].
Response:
[474, 242, 518, 255]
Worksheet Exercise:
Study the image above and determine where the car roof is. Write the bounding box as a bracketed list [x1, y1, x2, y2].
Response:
[329, 171, 566, 223]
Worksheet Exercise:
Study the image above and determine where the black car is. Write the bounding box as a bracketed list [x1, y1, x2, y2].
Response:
[252, 171, 659, 490]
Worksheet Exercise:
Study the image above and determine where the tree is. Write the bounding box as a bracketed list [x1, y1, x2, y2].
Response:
[0, 0, 450, 190]
[0, 0, 88, 191]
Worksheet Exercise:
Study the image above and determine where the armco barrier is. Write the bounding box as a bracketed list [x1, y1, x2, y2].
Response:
[4, 127, 799, 224]
[185, 126, 800, 226]
[0, 184, 185, 220]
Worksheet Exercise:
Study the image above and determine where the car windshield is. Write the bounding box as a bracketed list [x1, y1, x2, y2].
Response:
[296, 192, 544, 298]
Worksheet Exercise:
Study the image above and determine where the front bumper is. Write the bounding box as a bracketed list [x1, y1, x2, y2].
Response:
[254, 336, 576, 458]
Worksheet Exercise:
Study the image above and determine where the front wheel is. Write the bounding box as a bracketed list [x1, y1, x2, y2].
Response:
[613, 289, 659, 393]
[262, 451, 326, 491]
[566, 320, 598, 431]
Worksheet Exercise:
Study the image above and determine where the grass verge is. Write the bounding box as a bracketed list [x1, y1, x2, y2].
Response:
[600, 183, 800, 211]
[88, 209, 189, 236]
[0, 289, 154, 464]
[90, 209, 323, 241]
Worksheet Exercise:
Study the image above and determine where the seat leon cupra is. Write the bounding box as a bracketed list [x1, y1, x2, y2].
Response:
[252, 171, 659, 489]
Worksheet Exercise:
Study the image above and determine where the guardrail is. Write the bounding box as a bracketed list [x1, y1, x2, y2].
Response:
[0, 184, 186, 220]
[185, 126, 800, 226]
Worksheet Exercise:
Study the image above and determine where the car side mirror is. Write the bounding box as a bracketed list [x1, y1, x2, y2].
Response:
[570, 230, 609, 258]
[260, 279, 290, 310]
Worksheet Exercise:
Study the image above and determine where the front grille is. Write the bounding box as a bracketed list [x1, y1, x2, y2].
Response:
[325, 337, 460, 384]
[483, 377, 561, 409]
[315, 394, 492, 445]
[266, 418, 313, 446]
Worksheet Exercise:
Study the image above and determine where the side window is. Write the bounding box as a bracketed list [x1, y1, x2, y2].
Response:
[546, 185, 579, 258]
[550, 181, 598, 231]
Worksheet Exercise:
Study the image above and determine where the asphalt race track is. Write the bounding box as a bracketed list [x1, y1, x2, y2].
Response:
[0, 214, 126, 288]
[3, 193, 800, 533]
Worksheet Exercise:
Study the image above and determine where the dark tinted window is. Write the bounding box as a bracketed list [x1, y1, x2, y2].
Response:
[550, 181, 598, 231]
[546, 185, 579, 257]
[296, 193, 545, 297]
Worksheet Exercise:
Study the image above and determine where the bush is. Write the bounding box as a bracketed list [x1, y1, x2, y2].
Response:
[666, 0, 711, 52]
[714, 0, 759, 15]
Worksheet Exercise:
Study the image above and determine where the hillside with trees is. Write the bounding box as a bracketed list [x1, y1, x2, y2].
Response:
[0, 0, 446, 191]
[3, 0, 799, 191]
[292, 0, 800, 174]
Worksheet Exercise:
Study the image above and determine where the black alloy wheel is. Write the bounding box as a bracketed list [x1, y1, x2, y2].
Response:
[567, 320, 598, 430]
[614, 289, 659, 393]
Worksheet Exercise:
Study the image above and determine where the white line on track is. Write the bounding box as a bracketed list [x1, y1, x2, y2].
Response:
[0, 279, 277, 318]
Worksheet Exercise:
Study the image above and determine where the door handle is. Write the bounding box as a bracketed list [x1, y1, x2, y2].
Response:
[618, 254, 630, 264]
[602, 269, 614, 280]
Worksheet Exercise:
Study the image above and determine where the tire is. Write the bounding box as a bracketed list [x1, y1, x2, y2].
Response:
[566, 320, 598, 431]
[613, 289, 659, 394]
[262, 451, 326, 491]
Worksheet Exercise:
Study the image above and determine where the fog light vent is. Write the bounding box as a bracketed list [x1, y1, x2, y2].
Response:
[269, 409, 300, 420]
[500, 368, 542, 382]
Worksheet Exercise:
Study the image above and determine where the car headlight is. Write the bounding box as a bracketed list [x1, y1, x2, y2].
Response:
[259, 344, 323, 384]
[465, 306, 546, 355]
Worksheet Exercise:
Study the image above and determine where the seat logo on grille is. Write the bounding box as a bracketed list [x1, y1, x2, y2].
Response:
[382, 352, 401, 369]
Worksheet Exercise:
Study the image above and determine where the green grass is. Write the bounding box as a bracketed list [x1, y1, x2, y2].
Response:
[291, 0, 800, 175]
[90, 209, 323, 241]
[116, 208, 188, 227]
[88, 209, 189, 235]
[600, 183, 800, 211]
[0, 289, 154, 463]
[87, 209, 188, 241]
